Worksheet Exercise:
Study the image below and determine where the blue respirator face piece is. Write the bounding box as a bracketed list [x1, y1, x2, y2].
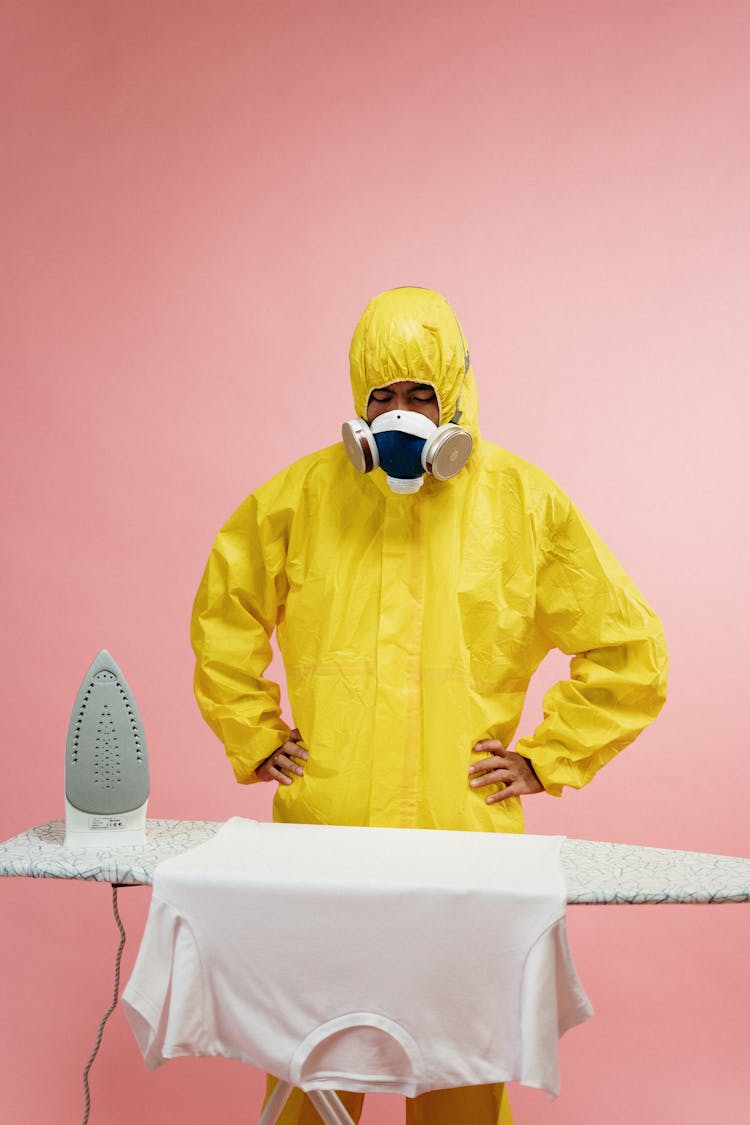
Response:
[373, 429, 428, 482]
[341, 409, 473, 494]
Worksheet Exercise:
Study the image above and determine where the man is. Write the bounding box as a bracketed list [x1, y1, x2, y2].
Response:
[191, 287, 668, 1124]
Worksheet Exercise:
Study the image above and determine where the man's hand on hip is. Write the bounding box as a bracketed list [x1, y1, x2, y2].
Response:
[469, 741, 544, 803]
[255, 728, 308, 785]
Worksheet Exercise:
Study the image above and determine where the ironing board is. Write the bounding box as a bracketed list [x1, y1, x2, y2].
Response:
[2, 818, 750, 903]
[2, 820, 750, 1125]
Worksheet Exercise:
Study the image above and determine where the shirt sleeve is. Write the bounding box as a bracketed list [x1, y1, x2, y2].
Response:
[515, 490, 668, 796]
[122, 897, 205, 1070]
[190, 485, 292, 783]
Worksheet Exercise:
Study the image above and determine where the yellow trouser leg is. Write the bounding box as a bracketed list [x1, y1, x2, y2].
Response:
[405, 1083, 512, 1125]
[263, 1075, 365, 1124]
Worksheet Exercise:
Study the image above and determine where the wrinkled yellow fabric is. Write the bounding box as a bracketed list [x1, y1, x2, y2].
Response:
[191, 287, 668, 831]
[349, 286, 472, 426]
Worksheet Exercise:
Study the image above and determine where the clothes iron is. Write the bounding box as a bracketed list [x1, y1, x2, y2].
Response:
[65, 650, 150, 849]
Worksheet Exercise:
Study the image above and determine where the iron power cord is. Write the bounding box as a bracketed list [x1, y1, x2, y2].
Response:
[80, 884, 129, 1125]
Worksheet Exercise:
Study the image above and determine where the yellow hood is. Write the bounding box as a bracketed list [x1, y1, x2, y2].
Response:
[349, 287, 479, 434]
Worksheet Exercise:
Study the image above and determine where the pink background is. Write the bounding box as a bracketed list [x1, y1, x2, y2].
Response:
[2, 1, 748, 1121]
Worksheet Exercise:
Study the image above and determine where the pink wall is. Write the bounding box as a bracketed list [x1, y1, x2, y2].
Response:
[2, 1, 748, 1121]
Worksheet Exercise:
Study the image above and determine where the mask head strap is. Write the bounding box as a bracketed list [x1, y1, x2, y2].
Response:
[449, 317, 471, 424]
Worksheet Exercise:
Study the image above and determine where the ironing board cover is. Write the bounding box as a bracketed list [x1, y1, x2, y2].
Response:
[122, 818, 592, 1098]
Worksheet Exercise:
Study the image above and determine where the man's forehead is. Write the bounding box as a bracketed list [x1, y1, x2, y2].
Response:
[372, 380, 435, 392]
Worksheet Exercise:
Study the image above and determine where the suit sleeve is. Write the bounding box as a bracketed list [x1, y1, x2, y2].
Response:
[514, 492, 668, 796]
[190, 488, 292, 783]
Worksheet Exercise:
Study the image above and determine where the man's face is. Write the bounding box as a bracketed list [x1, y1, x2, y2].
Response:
[366, 381, 440, 426]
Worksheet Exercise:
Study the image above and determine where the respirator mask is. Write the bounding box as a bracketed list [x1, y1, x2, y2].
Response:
[341, 409, 473, 493]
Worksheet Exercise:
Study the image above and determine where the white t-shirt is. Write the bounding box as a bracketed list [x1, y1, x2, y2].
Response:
[123, 818, 592, 1097]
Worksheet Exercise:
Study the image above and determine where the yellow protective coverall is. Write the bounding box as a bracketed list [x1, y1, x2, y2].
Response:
[191, 287, 668, 1123]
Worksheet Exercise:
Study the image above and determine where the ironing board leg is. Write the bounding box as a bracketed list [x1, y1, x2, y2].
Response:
[255, 1082, 357, 1125]
[256, 1080, 293, 1125]
[308, 1089, 358, 1125]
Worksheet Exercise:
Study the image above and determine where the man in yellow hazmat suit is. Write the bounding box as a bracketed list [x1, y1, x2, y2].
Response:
[191, 287, 668, 1124]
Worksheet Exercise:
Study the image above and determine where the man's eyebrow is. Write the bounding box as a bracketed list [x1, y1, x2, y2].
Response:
[409, 383, 435, 391]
